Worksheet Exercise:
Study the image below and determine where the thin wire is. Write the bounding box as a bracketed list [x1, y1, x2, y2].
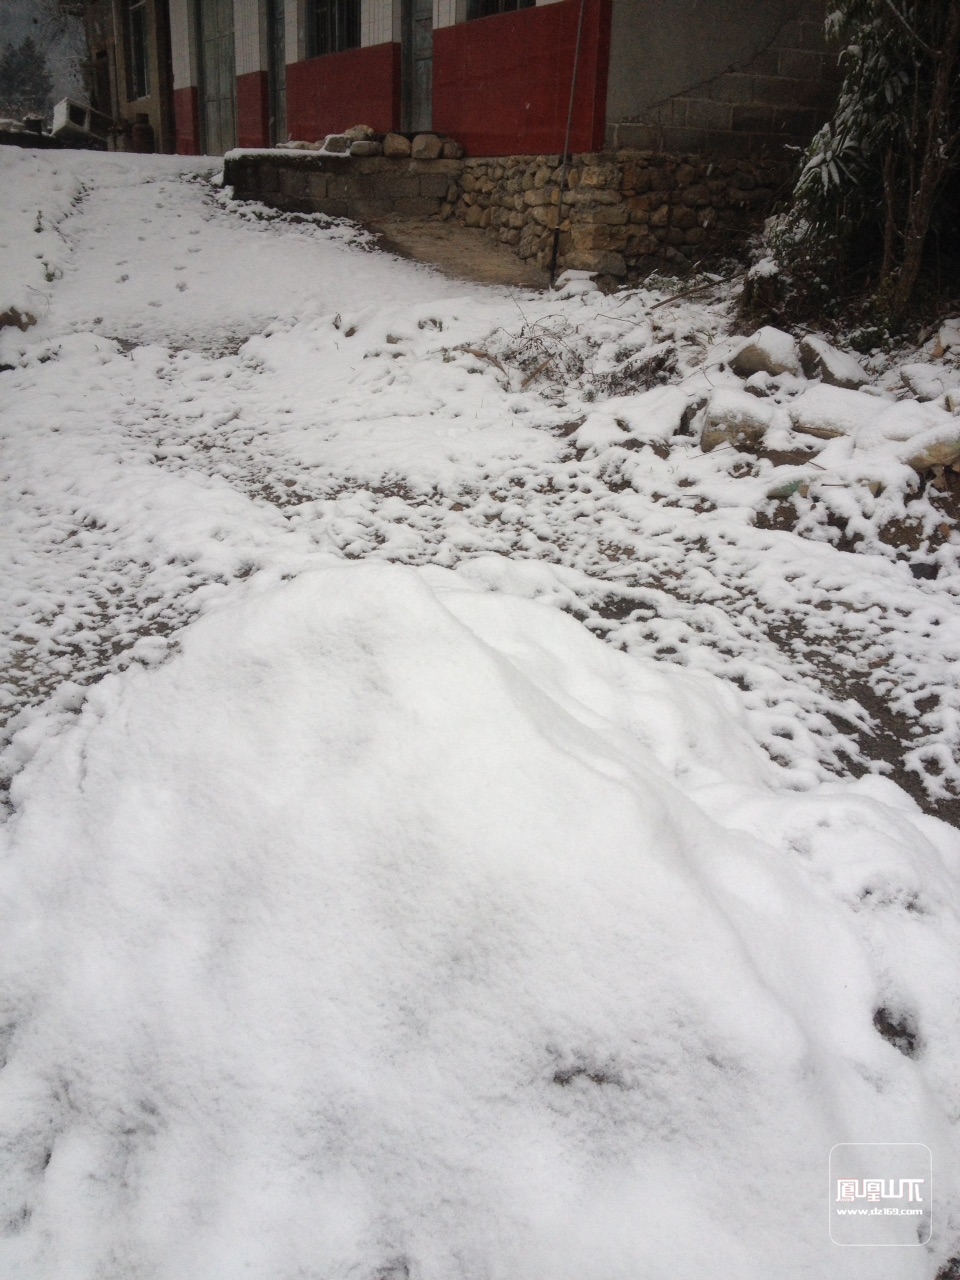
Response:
[549, 0, 588, 285]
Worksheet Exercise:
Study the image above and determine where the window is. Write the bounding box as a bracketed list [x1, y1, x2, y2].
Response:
[466, 0, 534, 19]
[126, 0, 150, 99]
[310, 0, 361, 56]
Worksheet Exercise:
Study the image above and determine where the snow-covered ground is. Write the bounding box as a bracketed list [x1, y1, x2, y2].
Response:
[1, 147, 960, 1279]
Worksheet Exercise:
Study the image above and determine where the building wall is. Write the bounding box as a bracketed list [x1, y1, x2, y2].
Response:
[286, 42, 401, 139]
[432, 0, 612, 157]
[167, 0, 835, 159]
[236, 69, 270, 146]
[84, 0, 177, 151]
[606, 0, 838, 155]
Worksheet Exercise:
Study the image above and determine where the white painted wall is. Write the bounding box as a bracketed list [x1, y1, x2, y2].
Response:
[169, 0, 197, 87]
[361, 0, 395, 46]
[235, 0, 266, 74]
[285, 0, 302, 64]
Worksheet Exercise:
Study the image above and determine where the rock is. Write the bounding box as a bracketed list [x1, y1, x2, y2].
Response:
[699, 388, 774, 452]
[909, 561, 939, 580]
[766, 476, 810, 500]
[903, 435, 960, 471]
[945, 389, 960, 414]
[938, 318, 960, 351]
[322, 134, 351, 153]
[350, 139, 383, 156]
[383, 132, 411, 157]
[344, 124, 375, 140]
[464, 204, 483, 227]
[729, 326, 800, 378]
[563, 249, 627, 277]
[0, 307, 36, 331]
[799, 336, 869, 390]
[411, 133, 442, 160]
[441, 138, 464, 159]
[900, 362, 960, 401]
[788, 384, 881, 439]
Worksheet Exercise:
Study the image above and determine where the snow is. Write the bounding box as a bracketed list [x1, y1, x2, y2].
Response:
[2, 148, 960, 1277]
[3, 562, 960, 1280]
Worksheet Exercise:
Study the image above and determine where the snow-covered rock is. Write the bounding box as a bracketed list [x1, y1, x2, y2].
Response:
[606, 385, 689, 443]
[788, 384, 884, 440]
[571, 412, 630, 454]
[799, 335, 869, 389]
[900, 362, 960, 402]
[700, 387, 774, 452]
[729, 326, 800, 378]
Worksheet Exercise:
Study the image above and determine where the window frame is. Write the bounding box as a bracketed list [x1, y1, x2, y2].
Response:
[125, 0, 150, 99]
[465, 0, 534, 21]
[308, 0, 361, 57]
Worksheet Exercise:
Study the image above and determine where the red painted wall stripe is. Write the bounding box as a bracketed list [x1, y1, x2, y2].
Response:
[174, 85, 201, 155]
[237, 70, 271, 148]
[286, 43, 401, 141]
[433, 0, 612, 157]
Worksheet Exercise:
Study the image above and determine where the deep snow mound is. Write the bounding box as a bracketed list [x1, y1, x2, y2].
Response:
[1, 563, 958, 1279]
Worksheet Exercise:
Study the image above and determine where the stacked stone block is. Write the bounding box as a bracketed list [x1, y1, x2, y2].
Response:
[224, 146, 795, 279]
[444, 150, 793, 277]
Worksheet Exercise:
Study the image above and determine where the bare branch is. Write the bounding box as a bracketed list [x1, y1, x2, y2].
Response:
[880, 0, 935, 56]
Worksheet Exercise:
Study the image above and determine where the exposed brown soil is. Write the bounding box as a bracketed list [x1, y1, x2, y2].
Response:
[365, 215, 550, 290]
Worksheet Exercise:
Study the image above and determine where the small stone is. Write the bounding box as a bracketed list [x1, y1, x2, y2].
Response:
[730, 327, 800, 378]
[579, 163, 620, 188]
[383, 132, 412, 157]
[411, 133, 443, 160]
[441, 138, 464, 159]
[350, 139, 382, 156]
[464, 204, 483, 227]
[343, 124, 375, 140]
[0, 306, 36, 331]
[904, 436, 960, 471]
[799, 336, 869, 389]
[322, 134, 351, 153]
[700, 388, 774, 452]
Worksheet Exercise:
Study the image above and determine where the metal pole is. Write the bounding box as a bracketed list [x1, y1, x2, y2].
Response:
[549, 0, 588, 285]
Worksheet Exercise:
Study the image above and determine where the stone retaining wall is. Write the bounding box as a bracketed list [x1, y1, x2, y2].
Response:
[224, 147, 794, 279]
[447, 151, 793, 277]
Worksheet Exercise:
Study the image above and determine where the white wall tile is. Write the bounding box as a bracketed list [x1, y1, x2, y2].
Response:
[169, 0, 196, 86]
[286, 0, 302, 64]
[235, 0, 264, 74]
[361, 0, 393, 46]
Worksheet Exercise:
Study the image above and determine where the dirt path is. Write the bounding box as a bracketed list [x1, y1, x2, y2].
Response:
[366, 215, 550, 290]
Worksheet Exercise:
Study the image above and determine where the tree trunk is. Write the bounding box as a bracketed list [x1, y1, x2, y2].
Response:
[889, 0, 960, 320]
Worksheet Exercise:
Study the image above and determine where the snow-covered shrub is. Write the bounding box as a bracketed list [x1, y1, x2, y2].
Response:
[748, 0, 960, 329]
